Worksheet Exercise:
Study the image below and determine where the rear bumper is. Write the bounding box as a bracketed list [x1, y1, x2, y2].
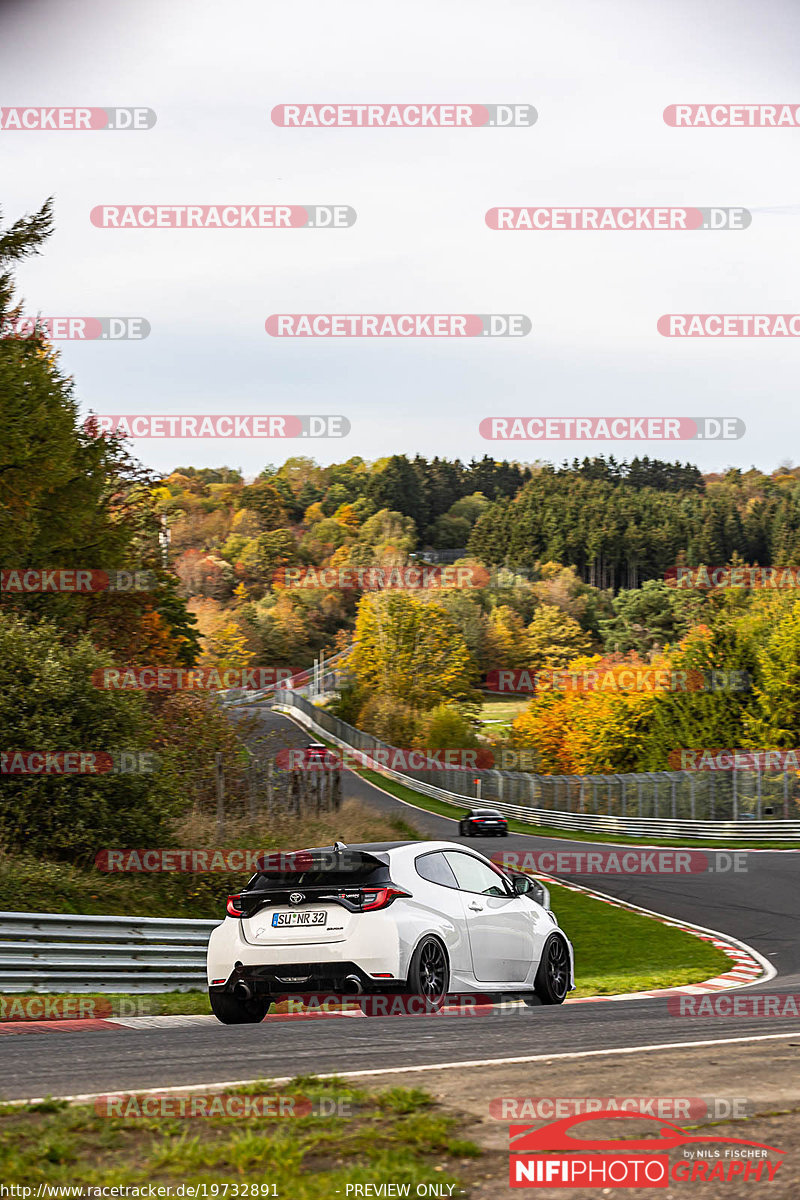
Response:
[211, 960, 404, 996]
[207, 916, 403, 990]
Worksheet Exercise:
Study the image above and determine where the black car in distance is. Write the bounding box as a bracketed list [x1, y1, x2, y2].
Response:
[458, 808, 509, 837]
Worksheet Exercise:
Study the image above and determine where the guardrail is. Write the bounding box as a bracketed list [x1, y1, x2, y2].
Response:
[0, 911, 217, 993]
[273, 689, 800, 841]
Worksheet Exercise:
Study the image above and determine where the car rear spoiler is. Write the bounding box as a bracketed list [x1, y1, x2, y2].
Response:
[245, 846, 389, 888]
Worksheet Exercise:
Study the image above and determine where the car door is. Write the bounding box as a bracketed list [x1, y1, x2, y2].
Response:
[413, 850, 472, 977]
[443, 850, 536, 983]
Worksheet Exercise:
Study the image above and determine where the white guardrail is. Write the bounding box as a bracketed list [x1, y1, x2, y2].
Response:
[273, 691, 800, 841]
[0, 912, 217, 994]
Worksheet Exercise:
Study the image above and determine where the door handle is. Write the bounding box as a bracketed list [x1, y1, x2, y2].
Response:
[468, 902, 484, 912]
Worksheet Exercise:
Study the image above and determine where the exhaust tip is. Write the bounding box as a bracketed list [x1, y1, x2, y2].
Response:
[234, 980, 253, 1000]
[343, 974, 363, 995]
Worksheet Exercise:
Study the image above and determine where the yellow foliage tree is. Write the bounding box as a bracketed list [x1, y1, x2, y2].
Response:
[351, 591, 476, 710]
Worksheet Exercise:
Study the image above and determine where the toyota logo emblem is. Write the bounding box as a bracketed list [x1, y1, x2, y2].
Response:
[289, 892, 304, 905]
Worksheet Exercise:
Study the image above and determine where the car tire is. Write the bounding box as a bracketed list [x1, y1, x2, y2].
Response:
[209, 989, 269, 1025]
[407, 936, 450, 1005]
[533, 934, 570, 1005]
[501, 830, 509, 837]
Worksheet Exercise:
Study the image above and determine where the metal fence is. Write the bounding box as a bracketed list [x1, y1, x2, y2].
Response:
[0, 911, 217, 993]
[273, 689, 800, 840]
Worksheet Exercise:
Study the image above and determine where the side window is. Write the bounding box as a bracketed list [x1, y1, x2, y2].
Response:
[415, 852, 459, 889]
[443, 852, 510, 897]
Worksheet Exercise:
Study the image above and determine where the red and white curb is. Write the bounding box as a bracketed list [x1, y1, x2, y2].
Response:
[0, 1014, 217, 1035]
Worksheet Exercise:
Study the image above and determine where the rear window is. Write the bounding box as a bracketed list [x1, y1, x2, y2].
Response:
[415, 852, 459, 888]
[250, 850, 390, 890]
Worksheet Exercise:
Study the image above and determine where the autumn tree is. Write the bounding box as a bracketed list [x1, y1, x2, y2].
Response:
[350, 592, 476, 710]
[525, 607, 593, 671]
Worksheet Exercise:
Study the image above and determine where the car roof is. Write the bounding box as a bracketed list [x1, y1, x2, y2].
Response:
[363, 840, 499, 859]
[295, 840, 488, 857]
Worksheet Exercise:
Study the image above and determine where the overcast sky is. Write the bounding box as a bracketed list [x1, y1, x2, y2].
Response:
[2, 0, 799, 478]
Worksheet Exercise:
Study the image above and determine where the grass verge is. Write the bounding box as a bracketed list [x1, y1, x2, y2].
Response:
[0, 1077, 485, 1195]
[547, 880, 731, 995]
[477, 694, 530, 732]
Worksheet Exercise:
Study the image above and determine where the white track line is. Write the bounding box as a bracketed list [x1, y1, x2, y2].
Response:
[10, 1032, 800, 1106]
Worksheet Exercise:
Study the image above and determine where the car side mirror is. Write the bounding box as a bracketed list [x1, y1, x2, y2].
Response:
[511, 873, 550, 910]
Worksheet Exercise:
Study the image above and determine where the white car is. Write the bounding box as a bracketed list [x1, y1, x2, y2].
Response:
[207, 839, 574, 1023]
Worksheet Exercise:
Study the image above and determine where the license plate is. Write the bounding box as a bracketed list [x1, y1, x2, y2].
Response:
[272, 911, 326, 927]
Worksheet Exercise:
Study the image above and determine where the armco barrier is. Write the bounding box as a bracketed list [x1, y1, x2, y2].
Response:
[273, 689, 800, 841]
[0, 911, 217, 993]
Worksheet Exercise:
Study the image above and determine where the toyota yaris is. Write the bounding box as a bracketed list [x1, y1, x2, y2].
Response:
[207, 839, 574, 1023]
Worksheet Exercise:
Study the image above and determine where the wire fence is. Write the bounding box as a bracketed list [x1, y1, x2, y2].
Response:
[208, 755, 342, 840]
[273, 689, 800, 837]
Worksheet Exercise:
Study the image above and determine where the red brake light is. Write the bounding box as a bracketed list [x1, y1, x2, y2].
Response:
[226, 894, 245, 917]
[360, 886, 411, 912]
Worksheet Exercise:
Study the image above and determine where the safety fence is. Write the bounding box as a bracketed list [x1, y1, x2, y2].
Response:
[0, 911, 217, 993]
[273, 689, 800, 840]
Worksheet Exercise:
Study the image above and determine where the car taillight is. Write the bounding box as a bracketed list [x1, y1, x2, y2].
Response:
[360, 886, 411, 912]
[226, 894, 246, 917]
